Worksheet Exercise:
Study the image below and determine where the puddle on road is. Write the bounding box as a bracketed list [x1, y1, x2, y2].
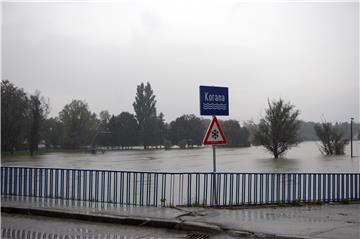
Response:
[1, 213, 188, 239]
[1, 227, 187, 239]
[1, 212, 235, 239]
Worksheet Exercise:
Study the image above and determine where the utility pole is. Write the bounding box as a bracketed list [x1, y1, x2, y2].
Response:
[350, 118, 354, 158]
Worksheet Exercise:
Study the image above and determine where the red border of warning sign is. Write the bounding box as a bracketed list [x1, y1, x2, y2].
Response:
[203, 116, 227, 145]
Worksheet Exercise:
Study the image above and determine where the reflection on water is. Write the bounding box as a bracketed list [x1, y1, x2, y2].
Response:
[2, 141, 360, 173]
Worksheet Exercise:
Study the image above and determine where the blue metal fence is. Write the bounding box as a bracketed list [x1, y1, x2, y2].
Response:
[1, 167, 359, 206]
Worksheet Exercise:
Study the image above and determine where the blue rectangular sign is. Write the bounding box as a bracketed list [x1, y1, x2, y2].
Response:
[199, 86, 229, 116]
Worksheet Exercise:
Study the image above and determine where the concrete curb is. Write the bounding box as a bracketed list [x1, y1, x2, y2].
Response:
[1, 206, 222, 234]
[2, 206, 313, 239]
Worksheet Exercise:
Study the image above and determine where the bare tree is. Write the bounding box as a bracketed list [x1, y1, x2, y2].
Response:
[255, 98, 301, 158]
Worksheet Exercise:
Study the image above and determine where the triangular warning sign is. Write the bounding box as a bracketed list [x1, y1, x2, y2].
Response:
[203, 116, 227, 145]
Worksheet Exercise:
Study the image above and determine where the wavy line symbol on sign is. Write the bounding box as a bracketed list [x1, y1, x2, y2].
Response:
[199, 86, 229, 116]
[203, 103, 226, 110]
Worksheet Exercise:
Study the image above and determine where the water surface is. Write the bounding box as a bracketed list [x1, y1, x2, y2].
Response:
[2, 141, 359, 173]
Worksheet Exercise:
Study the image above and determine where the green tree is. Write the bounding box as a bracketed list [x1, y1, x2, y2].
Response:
[28, 91, 49, 155]
[99, 110, 111, 130]
[133, 82, 158, 149]
[239, 126, 251, 147]
[255, 99, 301, 158]
[108, 112, 138, 148]
[97, 110, 111, 146]
[153, 112, 166, 148]
[1, 80, 29, 154]
[43, 117, 63, 149]
[243, 120, 260, 146]
[169, 114, 205, 147]
[59, 100, 97, 149]
[221, 119, 250, 147]
[314, 122, 349, 155]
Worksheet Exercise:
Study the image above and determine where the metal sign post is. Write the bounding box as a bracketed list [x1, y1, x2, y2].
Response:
[200, 86, 229, 172]
[212, 144, 217, 205]
[210, 115, 219, 173]
[212, 145, 216, 172]
[203, 115, 227, 205]
[351, 117, 354, 158]
[200, 85, 229, 205]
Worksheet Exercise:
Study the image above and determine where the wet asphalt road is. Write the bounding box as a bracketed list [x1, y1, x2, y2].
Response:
[1, 213, 237, 239]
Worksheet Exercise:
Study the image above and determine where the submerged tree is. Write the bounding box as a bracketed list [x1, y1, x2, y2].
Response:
[314, 122, 348, 155]
[255, 98, 301, 159]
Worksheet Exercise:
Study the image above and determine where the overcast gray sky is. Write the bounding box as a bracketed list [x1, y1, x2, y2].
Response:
[2, 1, 359, 123]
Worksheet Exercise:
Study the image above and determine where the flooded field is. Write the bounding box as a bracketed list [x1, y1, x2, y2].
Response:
[2, 141, 360, 173]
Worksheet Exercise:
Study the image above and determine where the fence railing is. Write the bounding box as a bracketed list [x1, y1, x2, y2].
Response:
[1, 167, 359, 207]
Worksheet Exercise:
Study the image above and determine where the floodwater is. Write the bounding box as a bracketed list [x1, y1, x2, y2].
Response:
[2, 141, 360, 173]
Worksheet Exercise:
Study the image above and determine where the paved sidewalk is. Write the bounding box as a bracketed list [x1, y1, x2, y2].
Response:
[1, 196, 359, 238]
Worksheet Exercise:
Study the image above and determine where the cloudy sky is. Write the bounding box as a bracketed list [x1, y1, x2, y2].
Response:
[2, 0, 359, 123]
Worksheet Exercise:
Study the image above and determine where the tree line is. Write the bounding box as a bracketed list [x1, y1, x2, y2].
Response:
[1, 80, 49, 155]
[2, 80, 358, 157]
[1, 80, 250, 154]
